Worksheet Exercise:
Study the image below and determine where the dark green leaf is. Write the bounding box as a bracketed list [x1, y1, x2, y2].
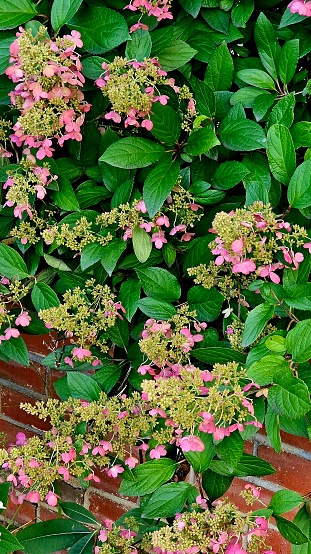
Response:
[278, 39, 299, 85]
[288, 161, 311, 209]
[265, 405, 281, 453]
[266, 124, 296, 185]
[119, 278, 141, 322]
[31, 283, 60, 311]
[0, 336, 29, 366]
[204, 41, 234, 91]
[275, 516, 309, 545]
[60, 502, 99, 525]
[81, 243, 107, 271]
[125, 29, 151, 61]
[16, 520, 90, 554]
[242, 302, 275, 348]
[157, 40, 197, 71]
[0, 0, 37, 30]
[141, 482, 196, 519]
[67, 372, 101, 402]
[99, 138, 165, 169]
[101, 239, 127, 275]
[268, 369, 311, 418]
[136, 267, 181, 302]
[51, 0, 83, 32]
[185, 125, 220, 156]
[254, 12, 281, 80]
[286, 319, 311, 363]
[202, 469, 233, 501]
[187, 286, 223, 322]
[150, 103, 181, 146]
[137, 297, 176, 319]
[220, 119, 266, 151]
[0, 525, 24, 554]
[0, 244, 28, 279]
[143, 159, 180, 217]
[119, 459, 177, 496]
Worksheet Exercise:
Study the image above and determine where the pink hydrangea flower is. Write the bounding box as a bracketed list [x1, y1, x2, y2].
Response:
[106, 464, 124, 478]
[150, 444, 167, 459]
[45, 491, 59, 506]
[72, 347, 92, 360]
[179, 435, 205, 452]
[15, 311, 31, 327]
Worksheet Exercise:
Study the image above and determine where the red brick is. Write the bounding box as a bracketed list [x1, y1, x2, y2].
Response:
[5, 496, 36, 526]
[0, 417, 37, 445]
[87, 491, 127, 523]
[258, 445, 311, 495]
[37, 503, 58, 522]
[280, 431, 311, 453]
[0, 359, 46, 395]
[22, 333, 56, 356]
[0, 386, 50, 431]
[267, 527, 290, 554]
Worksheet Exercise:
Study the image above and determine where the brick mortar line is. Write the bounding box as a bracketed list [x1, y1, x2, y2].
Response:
[29, 352, 45, 363]
[0, 414, 44, 435]
[0, 377, 44, 400]
[253, 433, 311, 461]
[85, 487, 137, 510]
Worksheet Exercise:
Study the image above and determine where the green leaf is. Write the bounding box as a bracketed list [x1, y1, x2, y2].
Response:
[279, 8, 306, 28]
[253, 92, 276, 121]
[204, 41, 234, 91]
[184, 432, 215, 473]
[193, 347, 246, 365]
[292, 506, 311, 554]
[157, 40, 197, 71]
[137, 297, 176, 319]
[67, 372, 101, 402]
[291, 122, 311, 149]
[269, 490, 303, 515]
[31, 283, 60, 312]
[99, 138, 165, 169]
[67, 533, 94, 554]
[53, 177, 80, 212]
[0, 525, 24, 554]
[125, 29, 151, 61]
[275, 516, 309, 545]
[188, 286, 223, 322]
[119, 278, 141, 322]
[16, 520, 90, 554]
[179, 0, 202, 17]
[242, 302, 274, 348]
[185, 125, 220, 156]
[254, 12, 281, 80]
[68, 6, 129, 54]
[247, 355, 288, 386]
[266, 124, 296, 185]
[51, 0, 83, 32]
[132, 226, 152, 264]
[93, 363, 122, 394]
[82, 56, 106, 80]
[0, 0, 37, 30]
[0, 34, 15, 75]
[265, 405, 281, 453]
[286, 319, 311, 363]
[119, 459, 177, 497]
[190, 77, 215, 117]
[141, 482, 196, 519]
[107, 318, 129, 349]
[237, 69, 276, 90]
[150, 103, 181, 146]
[268, 92, 295, 128]
[285, 283, 311, 310]
[278, 39, 299, 85]
[143, 159, 180, 217]
[101, 239, 127, 276]
[220, 119, 266, 151]
[288, 161, 311, 209]
[215, 431, 244, 471]
[60, 502, 99, 525]
[0, 483, 10, 510]
[231, 0, 254, 27]
[212, 161, 250, 190]
[81, 243, 107, 271]
[136, 267, 181, 302]
[202, 470, 233, 501]
[0, 244, 28, 279]
[110, 178, 133, 209]
[233, 453, 276, 477]
[44, 254, 71, 272]
[268, 369, 311, 419]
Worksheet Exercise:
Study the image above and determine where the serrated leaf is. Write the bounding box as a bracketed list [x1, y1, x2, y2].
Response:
[247, 355, 288, 386]
[31, 283, 60, 311]
[242, 302, 274, 348]
[268, 369, 311, 419]
[286, 319, 311, 363]
[119, 459, 177, 497]
[288, 161, 311, 209]
[99, 138, 165, 169]
[136, 267, 181, 302]
[68, 6, 129, 54]
[157, 40, 197, 71]
[0, 0, 37, 30]
[278, 39, 299, 85]
[202, 470, 233, 501]
[187, 286, 223, 322]
[137, 297, 176, 319]
[275, 516, 309, 545]
[254, 12, 281, 80]
[265, 405, 281, 452]
[81, 243, 107, 271]
[141, 482, 196, 519]
[101, 239, 127, 276]
[125, 29, 151, 61]
[143, 159, 180, 217]
[51, 0, 83, 32]
[0, 244, 28, 279]
[67, 372, 101, 402]
[237, 69, 276, 90]
[266, 124, 296, 185]
[204, 41, 234, 91]
[269, 490, 303, 515]
[185, 125, 220, 156]
[212, 161, 250, 190]
[150, 103, 181, 146]
[119, 278, 140, 322]
[220, 118, 266, 151]
[132, 226, 152, 264]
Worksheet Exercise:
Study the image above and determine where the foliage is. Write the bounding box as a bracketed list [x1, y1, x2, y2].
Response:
[0, 0, 311, 552]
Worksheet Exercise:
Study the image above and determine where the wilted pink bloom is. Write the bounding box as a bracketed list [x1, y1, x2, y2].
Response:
[150, 444, 167, 459]
[106, 464, 124, 478]
[72, 347, 92, 360]
[4, 328, 20, 339]
[179, 435, 205, 452]
[232, 259, 256, 275]
[25, 491, 41, 503]
[15, 311, 31, 327]
[125, 456, 139, 468]
[45, 491, 59, 506]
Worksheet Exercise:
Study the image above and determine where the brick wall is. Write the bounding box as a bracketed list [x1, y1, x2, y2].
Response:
[1, 334, 310, 553]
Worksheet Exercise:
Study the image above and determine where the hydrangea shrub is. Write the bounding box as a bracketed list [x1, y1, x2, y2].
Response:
[0, 0, 311, 552]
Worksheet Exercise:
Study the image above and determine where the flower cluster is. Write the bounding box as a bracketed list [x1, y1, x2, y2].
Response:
[0, 279, 32, 344]
[0, 392, 151, 503]
[95, 498, 274, 554]
[3, 158, 56, 226]
[6, 27, 90, 159]
[141, 361, 260, 446]
[288, 0, 311, 16]
[0, 118, 12, 159]
[38, 281, 125, 363]
[125, 0, 173, 25]
[188, 203, 307, 298]
[95, 56, 193, 130]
